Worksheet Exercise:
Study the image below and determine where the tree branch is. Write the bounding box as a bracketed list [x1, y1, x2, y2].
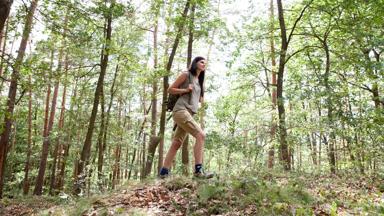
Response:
[287, 0, 314, 45]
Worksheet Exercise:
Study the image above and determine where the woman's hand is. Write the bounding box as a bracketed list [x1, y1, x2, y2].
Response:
[186, 84, 193, 93]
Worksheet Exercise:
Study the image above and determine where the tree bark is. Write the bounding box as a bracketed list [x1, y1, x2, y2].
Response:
[0, 0, 13, 34]
[182, 2, 196, 176]
[96, 86, 105, 187]
[275, 0, 311, 170]
[0, 16, 10, 80]
[113, 100, 123, 188]
[129, 105, 151, 179]
[74, 1, 114, 195]
[22, 75, 33, 195]
[143, 10, 160, 178]
[157, 0, 191, 175]
[144, 136, 161, 176]
[0, 0, 38, 198]
[34, 51, 61, 195]
[268, 0, 277, 169]
[276, 0, 290, 170]
[49, 13, 69, 195]
[56, 78, 78, 191]
[97, 58, 118, 188]
[323, 41, 336, 174]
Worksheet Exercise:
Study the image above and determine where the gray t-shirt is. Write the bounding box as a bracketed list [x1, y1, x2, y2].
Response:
[173, 72, 201, 114]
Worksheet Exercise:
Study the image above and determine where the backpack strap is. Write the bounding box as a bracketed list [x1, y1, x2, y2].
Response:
[188, 72, 193, 104]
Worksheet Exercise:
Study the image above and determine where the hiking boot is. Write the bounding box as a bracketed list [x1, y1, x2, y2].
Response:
[158, 167, 170, 179]
[158, 173, 169, 179]
[193, 171, 215, 179]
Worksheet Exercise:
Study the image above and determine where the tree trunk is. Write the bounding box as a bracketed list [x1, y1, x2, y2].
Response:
[51, 76, 68, 193]
[34, 54, 61, 195]
[129, 104, 151, 179]
[151, 1, 160, 138]
[56, 78, 78, 191]
[181, 136, 190, 175]
[143, 12, 160, 178]
[268, 0, 277, 169]
[48, 14, 69, 195]
[113, 100, 123, 188]
[182, 2, 195, 176]
[144, 136, 161, 176]
[96, 86, 105, 187]
[140, 133, 146, 180]
[74, 1, 114, 195]
[0, 0, 13, 34]
[22, 75, 33, 195]
[124, 104, 132, 179]
[323, 41, 336, 174]
[0, 0, 38, 198]
[157, 0, 191, 175]
[0, 17, 10, 80]
[275, 0, 290, 170]
[310, 132, 317, 165]
[98, 58, 118, 188]
[371, 50, 382, 108]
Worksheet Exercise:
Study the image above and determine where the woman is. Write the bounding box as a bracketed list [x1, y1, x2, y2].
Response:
[159, 56, 213, 179]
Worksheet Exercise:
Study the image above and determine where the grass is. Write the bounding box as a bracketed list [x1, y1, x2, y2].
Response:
[2, 170, 382, 216]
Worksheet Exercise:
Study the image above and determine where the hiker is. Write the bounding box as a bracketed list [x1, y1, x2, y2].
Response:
[159, 56, 213, 179]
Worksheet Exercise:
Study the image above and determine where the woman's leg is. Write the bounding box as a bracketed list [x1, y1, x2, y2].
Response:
[162, 124, 186, 169]
[162, 138, 183, 169]
[193, 131, 206, 165]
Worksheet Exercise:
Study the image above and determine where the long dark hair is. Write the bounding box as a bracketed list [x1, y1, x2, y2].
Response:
[188, 56, 205, 98]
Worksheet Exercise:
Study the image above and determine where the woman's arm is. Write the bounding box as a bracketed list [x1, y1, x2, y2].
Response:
[167, 72, 193, 95]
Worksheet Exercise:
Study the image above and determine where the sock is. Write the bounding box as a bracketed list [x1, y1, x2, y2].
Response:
[159, 167, 169, 176]
[195, 164, 202, 173]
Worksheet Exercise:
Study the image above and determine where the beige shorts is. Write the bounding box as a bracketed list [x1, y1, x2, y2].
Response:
[173, 109, 203, 142]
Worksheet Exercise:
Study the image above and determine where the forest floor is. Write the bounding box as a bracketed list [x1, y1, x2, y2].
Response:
[1, 171, 383, 215]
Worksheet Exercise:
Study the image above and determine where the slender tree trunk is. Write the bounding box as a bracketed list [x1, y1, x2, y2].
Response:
[42, 50, 54, 139]
[141, 132, 146, 179]
[143, 9, 160, 178]
[34, 52, 61, 195]
[57, 79, 78, 191]
[54, 41, 69, 191]
[22, 75, 33, 195]
[186, 3, 195, 66]
[0, 17, 10, 80]
[181, 2, 196, 176]
[323, 41, 336, 174]
[128, 149, 136, 180]
[268, 0, 277, 168]
[276, 0, 311, 170]
[143, 14, 160, 178]
[113, 100, 123, 188]
[157, 0, 191, 174]
[0, 0, 38, 198]
[371, 50, 382, 108]
[49, 14, 69, 195]
[129, 105, 151, 179]
[144, 136, 160, 177]
[318, 103, 322, 169]
[96, 86, 105, 185]
[74, 1, 114, 195]
[125, 103, 132, 179]
[97, 58, 118, 188]
[276, 0, 290, 170]
[201, 0, 220, 131]
[310, 133, 317, 165]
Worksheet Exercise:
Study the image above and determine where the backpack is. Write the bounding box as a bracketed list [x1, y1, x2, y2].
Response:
[166, 72, 192, 112]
